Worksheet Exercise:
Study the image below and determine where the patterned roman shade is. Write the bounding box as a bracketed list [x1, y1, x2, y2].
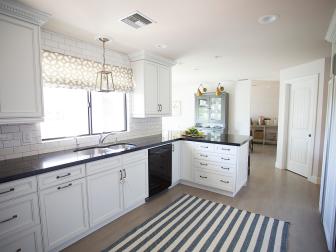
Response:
[42, 50, 133, 92]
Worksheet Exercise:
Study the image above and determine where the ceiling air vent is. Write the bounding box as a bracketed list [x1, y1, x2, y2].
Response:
[120, 11, 154, 29]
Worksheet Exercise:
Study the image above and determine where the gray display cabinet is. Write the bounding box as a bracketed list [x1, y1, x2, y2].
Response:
[195, 92, 229, 133]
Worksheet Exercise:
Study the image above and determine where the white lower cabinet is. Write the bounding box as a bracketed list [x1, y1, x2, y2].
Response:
[180, 141, 193, 181]
[87, 169, 123, 227]
[39, 178, 89, 251]
[0, 193, 40, 238]
[0, 225, 43, 252]
[123, 159, 148, 210]
[180, 141, 248, 197]
[172, 141, 181, 185]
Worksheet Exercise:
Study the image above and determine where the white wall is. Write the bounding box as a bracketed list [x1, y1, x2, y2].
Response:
[250, 80, 279, 121]
[162, 76, 251, 135]
[231, 80, 251, 135]
[0, 30, 162, 160]
[276, 58, 330, 184]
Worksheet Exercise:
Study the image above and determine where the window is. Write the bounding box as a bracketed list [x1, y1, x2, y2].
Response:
[41, 87, 127, 140]
[91, 91, 127, 134]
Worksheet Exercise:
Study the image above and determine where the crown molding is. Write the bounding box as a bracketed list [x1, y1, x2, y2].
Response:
[128, 50, 176, 66]
[326, 9, 336, 43]
[0, 0, 50, 26]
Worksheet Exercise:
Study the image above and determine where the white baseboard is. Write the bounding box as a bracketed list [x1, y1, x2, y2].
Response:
[308, 176, 321, 184]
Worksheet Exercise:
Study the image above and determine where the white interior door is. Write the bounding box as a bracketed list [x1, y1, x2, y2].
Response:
[286, 75, 318, 177]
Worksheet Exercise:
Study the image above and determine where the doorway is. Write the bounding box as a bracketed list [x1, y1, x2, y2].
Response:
[286, 75, 318, 177]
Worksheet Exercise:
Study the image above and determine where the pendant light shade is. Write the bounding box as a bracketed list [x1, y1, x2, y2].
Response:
[196, 84, 207, 96]
[96, 37, 115, 92]
[215, 83, 224, 96]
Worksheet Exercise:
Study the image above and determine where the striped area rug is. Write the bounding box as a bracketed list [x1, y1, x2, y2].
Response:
[103, 194, 289, 252]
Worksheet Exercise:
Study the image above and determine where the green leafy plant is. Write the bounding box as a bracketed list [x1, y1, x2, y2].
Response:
[184, 127, 204, 137]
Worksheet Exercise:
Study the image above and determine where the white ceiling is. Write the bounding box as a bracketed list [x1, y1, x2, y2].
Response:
[19, 0, 335, 81]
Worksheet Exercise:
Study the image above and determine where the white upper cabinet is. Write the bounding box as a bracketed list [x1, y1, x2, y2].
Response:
[158, 64, 171, 115]
[0, 1, 49, 124]
[129, 51, 174, 118]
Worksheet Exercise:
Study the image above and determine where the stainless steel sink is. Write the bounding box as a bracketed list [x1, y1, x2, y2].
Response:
[106, 143, 137, 151]
[74, 143, 136, 153]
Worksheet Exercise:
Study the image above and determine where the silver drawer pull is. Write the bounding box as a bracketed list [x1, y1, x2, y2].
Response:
[221, 167, 230, 170]
[200, 146, 208, 149]
[57, 183, 72, 190]
[200, 154, 208, 158]
[56, 173, 71, 179]
[0, 188, 14, 195]
[221, 158, 230, 161]
[200, 175, 208, 179]
[220, 180, 229, 184]
[200, 162, 208, 166]
[222, 148, 230, 151]
[119, 170, 123, 181]
[0, 214, 18, 224]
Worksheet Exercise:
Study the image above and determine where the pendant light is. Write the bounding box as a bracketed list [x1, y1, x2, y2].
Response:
[196, 84, 207, 96]
[215, 83, 224, 96]
[96, 37, 114, 92]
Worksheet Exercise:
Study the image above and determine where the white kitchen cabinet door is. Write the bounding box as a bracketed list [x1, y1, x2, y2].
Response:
[123, 159, 148, 210]
[158, 64, 171, 115]
[0, 225, 43, 252]
[181, 141, 193, 181]
[144, 61, 160, 115]
[0, 14, 43, 124]
[87, 169, 123, 227]
[39, 178, 89, 251]
[172, 142, 181, 185]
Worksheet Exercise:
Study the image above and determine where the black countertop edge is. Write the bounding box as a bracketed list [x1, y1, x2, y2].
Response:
[0, 134, 252, 184]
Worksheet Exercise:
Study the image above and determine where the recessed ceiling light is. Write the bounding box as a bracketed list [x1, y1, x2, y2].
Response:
[258, 15, 279, 24]
[156, 44, 167, 49]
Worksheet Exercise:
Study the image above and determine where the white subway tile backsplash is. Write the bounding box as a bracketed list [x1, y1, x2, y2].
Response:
[1, 125, 20, 133]
[3, 140, 21, 148]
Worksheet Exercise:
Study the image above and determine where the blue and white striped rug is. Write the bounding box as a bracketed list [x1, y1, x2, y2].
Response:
[103, 194, 289, 252]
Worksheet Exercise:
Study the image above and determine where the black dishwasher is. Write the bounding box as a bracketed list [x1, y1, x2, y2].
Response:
[148, 144, 172, 198]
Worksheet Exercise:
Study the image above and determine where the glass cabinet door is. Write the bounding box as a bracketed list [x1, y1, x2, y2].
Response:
[209, 97, 222, 122]
[197, 97, 209, 122]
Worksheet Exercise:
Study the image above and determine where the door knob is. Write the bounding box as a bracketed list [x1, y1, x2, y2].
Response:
[308, 134, 311, 137]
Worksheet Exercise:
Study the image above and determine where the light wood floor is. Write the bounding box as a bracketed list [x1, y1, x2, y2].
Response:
[63, 144, 327, 252]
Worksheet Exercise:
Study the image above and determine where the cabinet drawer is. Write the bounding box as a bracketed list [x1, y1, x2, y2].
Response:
[215, 145, 237, 156]
[0, 225, 43, 252]
[193, 142, 215, 152]
[0, 193, 39, 238]
[37, 165, 85, 189]
[193, 160, 235, 175]
[0, 177, 37, 203]
[86, 156, 122, 176]
[194, 170, 234, 192]
[122, 150, 147, 165]
[193, 151, 236, 164]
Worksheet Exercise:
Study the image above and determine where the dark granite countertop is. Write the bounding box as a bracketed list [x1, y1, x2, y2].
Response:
[0, 133, 251, 184]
